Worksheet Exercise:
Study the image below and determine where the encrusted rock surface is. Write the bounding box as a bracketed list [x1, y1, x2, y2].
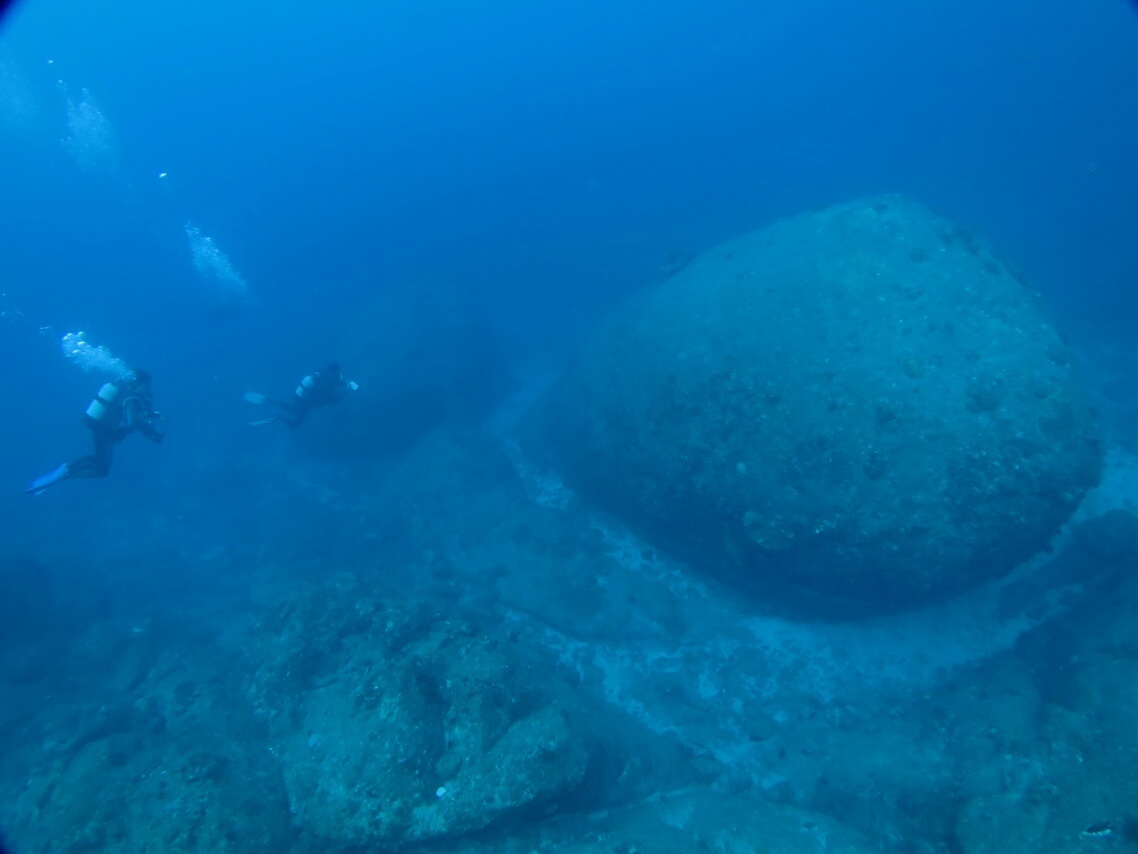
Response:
[3, 429, 1138, 853]
[533, 195, 1103, 614]
[247, 573, 593, 849]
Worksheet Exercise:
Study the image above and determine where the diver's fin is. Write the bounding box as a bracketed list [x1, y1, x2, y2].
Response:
[23, 463, 69, 496]
[249, 415, 281, 427]
[244, 391, 267, 405]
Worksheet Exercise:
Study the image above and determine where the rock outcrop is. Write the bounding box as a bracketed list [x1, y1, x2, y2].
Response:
[532, 196, 1103, 614]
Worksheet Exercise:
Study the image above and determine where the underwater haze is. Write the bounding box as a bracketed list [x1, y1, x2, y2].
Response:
[1, 1, 1138, 851]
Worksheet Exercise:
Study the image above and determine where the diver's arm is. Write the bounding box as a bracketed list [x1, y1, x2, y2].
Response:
[142, 422, 166, 443]
[126, 398, 165, 443]
[332, 377, 357, 404]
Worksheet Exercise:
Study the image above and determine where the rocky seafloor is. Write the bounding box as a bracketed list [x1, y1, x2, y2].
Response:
[2, 406, 1138, 852]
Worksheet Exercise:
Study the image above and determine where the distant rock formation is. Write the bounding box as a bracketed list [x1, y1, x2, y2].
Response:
[530, 196, 1103, 616]
[0, 556, 54, 644]
[304, 282, 516, 459]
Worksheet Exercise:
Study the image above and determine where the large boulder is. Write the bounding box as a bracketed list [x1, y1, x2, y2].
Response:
[532, 196, 1102, 615]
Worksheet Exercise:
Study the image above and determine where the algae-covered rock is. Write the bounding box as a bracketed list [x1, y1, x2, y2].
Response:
[947, 562, 1138, 854]
[456, 787, 877, 853]
[534, 196, 1102, 614]
[8, 650, 295, 854]
[250, 573, 593, 850]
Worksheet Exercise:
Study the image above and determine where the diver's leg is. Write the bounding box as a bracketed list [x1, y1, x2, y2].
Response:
[283, 407, 308, 429]
[267, 398, 307, 429]
[24, 427, 114, 494]
[68, 430, 114, 479]
[93, 433, 114, 477]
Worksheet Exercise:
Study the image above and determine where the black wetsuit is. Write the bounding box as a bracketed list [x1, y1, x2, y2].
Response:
[68, 386, 163, 479]
[270, 371, 349, 430]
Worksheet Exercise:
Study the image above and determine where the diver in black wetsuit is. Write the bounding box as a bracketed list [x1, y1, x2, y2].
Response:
[24, 370, 165, 495]
[248, 362, 357, 429]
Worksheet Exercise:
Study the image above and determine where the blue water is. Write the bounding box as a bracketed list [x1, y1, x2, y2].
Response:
[2, 1, 1124, 498]
[1, 1, 1137, 850]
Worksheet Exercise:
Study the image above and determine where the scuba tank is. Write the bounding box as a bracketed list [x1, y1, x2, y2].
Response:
[85, 382, 120, 423]
[295, 375, 317, 398]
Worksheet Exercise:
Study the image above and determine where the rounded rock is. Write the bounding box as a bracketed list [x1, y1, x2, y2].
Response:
[534, 196, 1103, 615]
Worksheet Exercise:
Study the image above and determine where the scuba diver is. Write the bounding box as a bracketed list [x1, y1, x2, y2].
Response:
[24, 370, 165, 496]
[245, 362, 358, 429]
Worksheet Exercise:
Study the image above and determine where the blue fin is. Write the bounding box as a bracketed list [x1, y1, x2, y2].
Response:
[24, 463, 69, 496]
